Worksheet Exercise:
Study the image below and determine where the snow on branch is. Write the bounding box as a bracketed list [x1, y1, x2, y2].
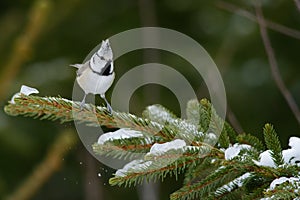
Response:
[4, 85, 300, 200]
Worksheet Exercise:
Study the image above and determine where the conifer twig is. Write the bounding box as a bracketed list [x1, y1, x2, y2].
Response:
[4, 95, 174, 140]
[254, 1, 300, 126]
[5, 95, 300, 199]
[5, 129, 78, 200]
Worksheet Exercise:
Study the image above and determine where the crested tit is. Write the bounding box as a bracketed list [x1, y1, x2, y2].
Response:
[71, 39, 115, 114]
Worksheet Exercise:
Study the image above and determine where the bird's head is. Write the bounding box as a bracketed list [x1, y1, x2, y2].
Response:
[98, 39, 113, 61]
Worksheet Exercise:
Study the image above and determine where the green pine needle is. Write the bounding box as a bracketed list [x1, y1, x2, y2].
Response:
[263, 124, 284, 166]
[4, 94, 300, 200]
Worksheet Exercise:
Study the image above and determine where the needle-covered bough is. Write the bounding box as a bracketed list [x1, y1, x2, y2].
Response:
[4, 86, 300, 200]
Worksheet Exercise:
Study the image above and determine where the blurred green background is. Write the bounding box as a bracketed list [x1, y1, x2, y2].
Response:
[0, 0, 300, 199]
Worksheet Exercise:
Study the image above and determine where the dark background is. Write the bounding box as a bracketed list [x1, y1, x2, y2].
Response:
[0, 0, 300, 199]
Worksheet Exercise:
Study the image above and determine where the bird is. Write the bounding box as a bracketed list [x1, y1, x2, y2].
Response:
[71, 39, 115, 114]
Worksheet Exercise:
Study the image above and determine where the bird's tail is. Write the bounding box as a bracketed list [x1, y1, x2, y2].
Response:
[70, 64, 82, 68]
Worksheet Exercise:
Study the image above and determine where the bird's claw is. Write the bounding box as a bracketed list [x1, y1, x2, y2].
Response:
[106, 103, 113, 115]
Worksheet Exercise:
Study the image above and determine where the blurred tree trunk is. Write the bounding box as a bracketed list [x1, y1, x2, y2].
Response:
[138, 0, 160, 199]
[82, 150, 104, 200]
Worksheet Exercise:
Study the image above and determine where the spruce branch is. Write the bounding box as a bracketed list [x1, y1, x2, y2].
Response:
[243, 185, 268, 200]
[263, 124, 284, 166]
[109, 146, 220, 187]
[223, 121, 238, 144]
[143, 103, 205, 143]
[236, 133, 265, 151]
[92, 137, 155, 160]
[4, 95, 171, 140]
[5, 94, 300, 200]
[183, 157, 220, 186]
[186, 99, 201, 127]
[199, 99, 233, 148]
[143, 104, 177, 124]
[109, 154, 198, 187]
[265, 188, 299, 199]
[170, 164, 247, 200]
[198, 98, 212, 132]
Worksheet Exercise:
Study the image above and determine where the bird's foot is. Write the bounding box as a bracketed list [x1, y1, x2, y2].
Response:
[79, 102, 84, 110]
[106, 103, 113, 115]
[79, 94, 87, 111]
